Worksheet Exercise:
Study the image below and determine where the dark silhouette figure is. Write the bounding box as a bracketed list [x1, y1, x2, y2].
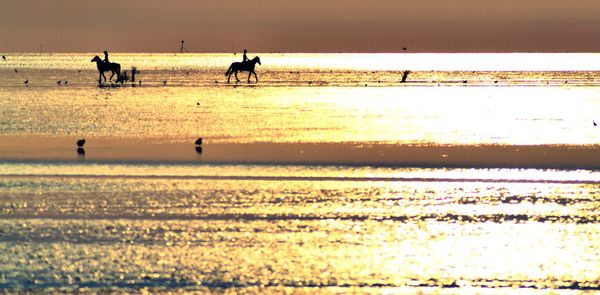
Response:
[24, 79, 28, 85]
[401, 70, 410, 83]
[180, 40, 189, 53]
[76, 139, 86, 147]
[195, 146, 203, 154]
[103, 51, 109, 63]
[57, 80, 61, 85]
[594, 120, 597, 127]
[242, 49, 249, 62]
[1, 55, 5, 60]
[77, 147, 85, 156]
[195, 137, 203, 145]
[91, 55, 121, 83]
[131, 67, 137, 82]
[225, 56, 261, 83]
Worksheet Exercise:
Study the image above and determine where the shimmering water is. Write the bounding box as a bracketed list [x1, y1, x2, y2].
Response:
[1, 53, 600, 292]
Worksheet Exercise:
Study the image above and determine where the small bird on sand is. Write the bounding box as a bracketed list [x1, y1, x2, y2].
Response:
[594, 120, 597, 127]
[64, 80, 68, 85]
[57, 80, 61, 85]
[24, 79, 28, 85]
[195, 137, 203, 145]
[14, 69, 18, 73]
[163, 80, 167, 85]
[76, 139, 86, 147]
[1, 55, 5, 60]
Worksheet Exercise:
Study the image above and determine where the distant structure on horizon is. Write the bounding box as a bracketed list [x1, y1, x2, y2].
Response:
[180, 40, 189, 53]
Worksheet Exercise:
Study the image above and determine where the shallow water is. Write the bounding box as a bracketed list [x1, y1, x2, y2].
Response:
[1, 53, 600, 292]
[2, 53, 600, 145]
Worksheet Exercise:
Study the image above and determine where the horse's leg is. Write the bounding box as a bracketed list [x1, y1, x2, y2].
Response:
[253, 71, 258, 83]
[234, 71, 240, 82]
[102, 72, 107, 82]
[227, 73, 231, 83]
[247, 71, 252, 83]
[109, 70, 115, 81]
[98, 72, 102, 84]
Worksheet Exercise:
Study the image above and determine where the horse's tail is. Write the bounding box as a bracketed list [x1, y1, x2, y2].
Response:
[225, 65, 233, 76]
[115, 64, 121, 77]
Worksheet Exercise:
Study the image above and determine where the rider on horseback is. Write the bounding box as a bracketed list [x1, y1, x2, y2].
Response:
[103, 51, 110, 64]
[242, 49, 249, 63]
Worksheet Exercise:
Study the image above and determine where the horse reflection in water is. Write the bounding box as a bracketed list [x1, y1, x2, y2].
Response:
[225, 56, 261, 83]
[91, 56, 121, 84]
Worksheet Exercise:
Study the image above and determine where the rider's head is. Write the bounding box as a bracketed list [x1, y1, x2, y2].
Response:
[104, 51, 108, 55]
[243, 49, 247, 53]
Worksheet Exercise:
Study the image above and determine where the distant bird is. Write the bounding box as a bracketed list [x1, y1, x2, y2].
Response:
[308, 81, 312, 85]
[594, 120, 597, 127]
[57, 80, 61, 85]
[77, 70, 82, 73]
[195, 137, 203, 145]
[1, 55, 5, 60]
[196, 102, 200, 106]
[23, 79, 28, 85]
[163, 80, 167, 85]
[14, 69, 18, 73]
[402, 47, 407, 51]
[76, 139, 86, 147]
[214, 80, 218, 84]
[64, 80, 68, 85]
[139, 80, 142, 85]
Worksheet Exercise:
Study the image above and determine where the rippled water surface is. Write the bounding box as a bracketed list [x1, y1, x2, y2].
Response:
[1, 53, 600, 292]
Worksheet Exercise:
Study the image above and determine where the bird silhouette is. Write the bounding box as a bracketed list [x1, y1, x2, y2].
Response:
[64, 80, 68, 85]
[1, 55, 5, 60]
[163, 80, 167, 85]
[24, 79, 28, 85]
[594, 120, 597, 127]
[14, 69, 17, 73]
[76, 139, 86, 147]
[57, 80, 61, 85]
[195, 137, 203, 145]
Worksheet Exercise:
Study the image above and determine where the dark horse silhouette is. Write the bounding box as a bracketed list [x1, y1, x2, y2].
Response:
[91, 56, 121, 83]
[225, 56, 261, 83]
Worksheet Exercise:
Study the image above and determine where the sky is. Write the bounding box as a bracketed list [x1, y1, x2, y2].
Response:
[1, 0, 600, 53]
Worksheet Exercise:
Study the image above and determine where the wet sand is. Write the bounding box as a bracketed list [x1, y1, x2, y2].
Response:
[1, 136, 599, 169]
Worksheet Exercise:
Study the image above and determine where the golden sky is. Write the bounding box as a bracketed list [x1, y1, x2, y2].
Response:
[1, 0, 599, 53]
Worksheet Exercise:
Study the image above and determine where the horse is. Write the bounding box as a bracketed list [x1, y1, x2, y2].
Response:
[91, 56, 121, 83]
[225, 56, 261, 83]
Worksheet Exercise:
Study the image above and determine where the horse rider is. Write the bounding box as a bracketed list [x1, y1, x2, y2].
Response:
[103, 51, 110, 64]
[242, 49, 249, 63]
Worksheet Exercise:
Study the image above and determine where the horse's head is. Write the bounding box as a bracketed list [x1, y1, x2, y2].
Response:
[91, 56, 101, 63]
[253, 56, 261, 65]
